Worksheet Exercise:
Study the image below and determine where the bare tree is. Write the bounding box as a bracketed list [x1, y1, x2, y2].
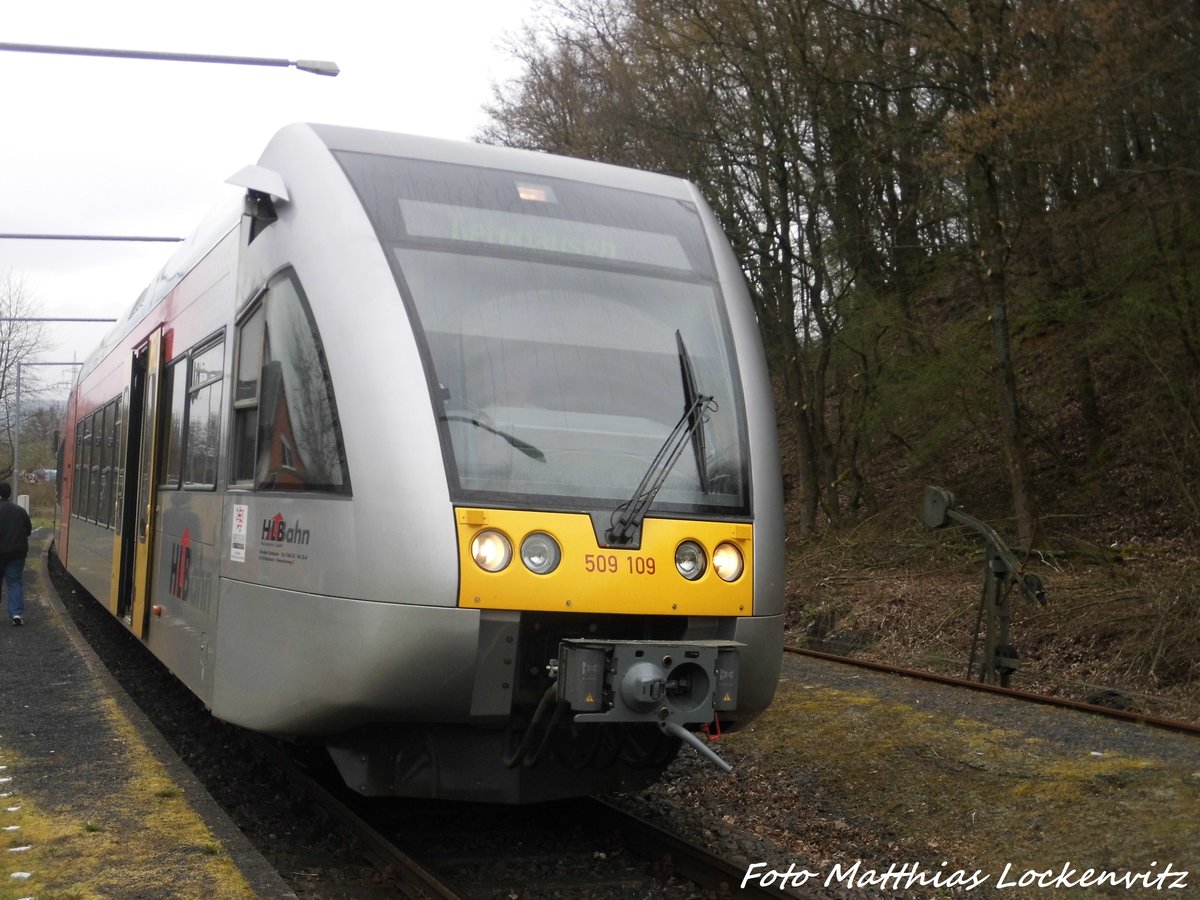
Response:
[0, 272, 53, 480]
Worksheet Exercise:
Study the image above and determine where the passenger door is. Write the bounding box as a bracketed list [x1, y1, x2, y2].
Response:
[114, 327, 165, 637]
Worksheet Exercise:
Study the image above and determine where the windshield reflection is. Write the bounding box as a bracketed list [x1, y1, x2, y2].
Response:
[399, 248, 746, 513]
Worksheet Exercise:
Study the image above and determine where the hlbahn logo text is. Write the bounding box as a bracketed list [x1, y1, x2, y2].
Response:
[262, 513, 311, 546]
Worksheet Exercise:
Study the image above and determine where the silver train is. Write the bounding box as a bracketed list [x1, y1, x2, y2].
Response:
[55, 124, 785, 803]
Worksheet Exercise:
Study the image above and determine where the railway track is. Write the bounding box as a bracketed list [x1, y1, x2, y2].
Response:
[254, 734, 818, 899]
[786, 644, 1200, 736]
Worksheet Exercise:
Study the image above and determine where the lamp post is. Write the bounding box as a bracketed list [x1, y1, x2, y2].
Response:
[0, 41, 338, 76]
[0, 234, 184, 243]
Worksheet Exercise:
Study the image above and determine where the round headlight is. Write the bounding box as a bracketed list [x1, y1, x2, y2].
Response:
[675, 540, 707, 581]
[471, 529, 512, 572]
[520, 532, 561, 575]
[713, 542, 744, 582]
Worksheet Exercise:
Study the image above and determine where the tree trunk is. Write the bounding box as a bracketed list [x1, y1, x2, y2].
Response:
[980, 159, 1037, 548]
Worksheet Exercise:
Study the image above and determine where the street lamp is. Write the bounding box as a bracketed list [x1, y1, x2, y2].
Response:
[0, 234, 184, 243]
[0, 41, 339, 76]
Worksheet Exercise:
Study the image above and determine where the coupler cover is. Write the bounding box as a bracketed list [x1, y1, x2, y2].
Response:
[557, 639, 740, 726]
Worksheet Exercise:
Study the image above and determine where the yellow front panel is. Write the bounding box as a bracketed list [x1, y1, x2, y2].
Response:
[456, 508, 753, 617]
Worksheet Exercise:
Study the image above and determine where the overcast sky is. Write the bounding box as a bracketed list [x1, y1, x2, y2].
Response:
[1, 0, 540, 393]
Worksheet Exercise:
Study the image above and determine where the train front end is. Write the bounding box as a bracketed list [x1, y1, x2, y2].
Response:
[309, 136, 784, 802]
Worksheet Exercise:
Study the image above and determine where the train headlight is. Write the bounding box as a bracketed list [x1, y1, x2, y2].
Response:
[520, 532, 561, 575]
[713, 542, 744, 582]
[471, 529, 513, 572]
[675, 540, 707, 581]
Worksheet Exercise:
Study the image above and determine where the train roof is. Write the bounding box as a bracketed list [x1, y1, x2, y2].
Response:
[77, 194, 243, 380]
[77, 123, 698, 380]
[304, 123, 695, 196]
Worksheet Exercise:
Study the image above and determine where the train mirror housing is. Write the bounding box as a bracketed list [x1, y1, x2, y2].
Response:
[226, 165, 289, 202]
[228, 165, 289, 243]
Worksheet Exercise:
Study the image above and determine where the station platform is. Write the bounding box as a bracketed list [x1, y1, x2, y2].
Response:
[0, 532, 295, 898]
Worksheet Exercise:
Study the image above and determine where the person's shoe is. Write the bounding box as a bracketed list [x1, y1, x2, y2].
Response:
[11, 616, 21, 626]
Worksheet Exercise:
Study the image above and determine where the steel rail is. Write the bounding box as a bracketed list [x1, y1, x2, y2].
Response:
[786, 645, 1200, 737]
[587, 797, 822, 900]
[245, 734, 462, 899]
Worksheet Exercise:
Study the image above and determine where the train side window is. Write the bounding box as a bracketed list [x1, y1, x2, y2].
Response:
[231, 304, 264, 484]
[183, 340, 224, 490]
[92, 408, 106, 523]
[236, 272, 349, 494]
[80, 415, 94, 520]
[257, 276, 349, 493]
[159, 359, 187, 488]
[109, 397, 123, 528]
[72, 421, 83, 516]
[98, 401, 113, 527]
[56, 426, 65, 508]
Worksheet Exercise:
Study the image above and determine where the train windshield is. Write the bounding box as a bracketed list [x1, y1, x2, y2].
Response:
[337, 152, 749, 516]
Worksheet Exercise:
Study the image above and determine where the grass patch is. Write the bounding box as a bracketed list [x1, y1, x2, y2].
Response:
[720, 675, 1200, 874]
[0, 700, 258, 899]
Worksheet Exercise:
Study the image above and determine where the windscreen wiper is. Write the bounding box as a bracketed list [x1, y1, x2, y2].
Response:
[440, 414, 546, 462]
[606, 332, 715, 546]
[677, 329, 711, 494]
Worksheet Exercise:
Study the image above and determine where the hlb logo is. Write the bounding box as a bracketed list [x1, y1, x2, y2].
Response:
[261, 513, 311, 546]
[167, 528, 212, 611]
[169, 528, 191, 600]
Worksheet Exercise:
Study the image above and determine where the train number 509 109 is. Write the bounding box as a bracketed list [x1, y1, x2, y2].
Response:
[583, 553, 656, 575]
